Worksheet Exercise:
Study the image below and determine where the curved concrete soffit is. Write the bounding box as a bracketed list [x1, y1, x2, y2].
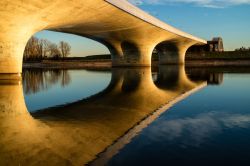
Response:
[105, 0, 207, 44]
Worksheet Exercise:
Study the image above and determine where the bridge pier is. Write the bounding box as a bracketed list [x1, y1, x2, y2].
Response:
[0, 40, 26, 74]
[110, 41, 154, 67]
[0, 29, 32, 75]
[156, 42, 192, 65]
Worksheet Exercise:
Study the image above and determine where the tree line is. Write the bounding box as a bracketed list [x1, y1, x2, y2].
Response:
[235, 47, 250, 52]
[23, 36, 71, 62]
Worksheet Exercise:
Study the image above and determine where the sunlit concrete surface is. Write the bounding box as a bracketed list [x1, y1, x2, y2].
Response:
[0, 66, 206, 165]
[0, 0, 206, 74]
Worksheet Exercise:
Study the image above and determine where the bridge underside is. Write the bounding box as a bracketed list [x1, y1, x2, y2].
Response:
[0, 0, 206, 74]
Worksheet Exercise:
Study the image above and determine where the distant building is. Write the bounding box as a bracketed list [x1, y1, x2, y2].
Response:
[207, 37, 224, 52]
[187, 37, 224, 55]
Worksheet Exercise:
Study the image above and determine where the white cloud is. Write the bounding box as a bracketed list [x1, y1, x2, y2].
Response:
[128, 0, 250, 8]
[146, 112, 250, 146]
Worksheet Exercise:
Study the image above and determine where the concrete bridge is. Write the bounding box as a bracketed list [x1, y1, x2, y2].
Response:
[0, 0, 207, 74]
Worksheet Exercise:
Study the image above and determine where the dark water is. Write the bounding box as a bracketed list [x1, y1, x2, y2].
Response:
[107, 72, 250, 166]
[1, 66, 250, 165]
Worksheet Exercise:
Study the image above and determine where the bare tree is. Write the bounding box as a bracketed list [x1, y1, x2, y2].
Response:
[59, 41, 71, 59]
[41, 39, 51, 58]
[23, 36, 72, 61]
[49, 43, 61, 59]
[37, 39, 44, 60]
[235, 46, 250, 52]
[24, 36, 40, 61]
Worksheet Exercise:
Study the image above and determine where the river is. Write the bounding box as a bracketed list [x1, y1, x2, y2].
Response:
[1, 66, 250, 165]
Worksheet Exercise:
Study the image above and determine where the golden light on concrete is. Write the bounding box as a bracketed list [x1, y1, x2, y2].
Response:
[0, 0, 206, 74]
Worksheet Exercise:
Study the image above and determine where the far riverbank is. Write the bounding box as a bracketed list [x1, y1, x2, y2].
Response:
[23, 51, 250, 69]
[23, 59, 250, 69]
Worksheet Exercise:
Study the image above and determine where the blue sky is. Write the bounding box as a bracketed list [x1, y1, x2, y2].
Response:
[35, 0, 250, 57]
[35, 31, 109, 57]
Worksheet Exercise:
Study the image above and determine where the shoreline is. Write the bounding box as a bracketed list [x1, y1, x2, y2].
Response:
[185, 59, 250, 67]
[23, 59, 250, 69]
[23, 60, 112, 70]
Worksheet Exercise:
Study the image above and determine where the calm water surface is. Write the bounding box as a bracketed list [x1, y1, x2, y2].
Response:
[22, 69, 111, 112]
[1, 66, 250, 165]
[108, 72, 250, 166]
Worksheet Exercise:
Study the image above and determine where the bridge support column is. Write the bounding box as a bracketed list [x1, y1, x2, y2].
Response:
[111, 41, 154, 67]
[157, 43, 189, 65]
[0, 33, 29, 74]
[106, 42, 124, 67]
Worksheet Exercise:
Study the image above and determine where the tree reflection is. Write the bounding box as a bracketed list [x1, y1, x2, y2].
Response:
[22, 69, 71, 94]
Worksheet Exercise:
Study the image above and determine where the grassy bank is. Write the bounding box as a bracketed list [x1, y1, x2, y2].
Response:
[185, 51, 250, 67]
[186, 51, 250, 60]
[23, 51, 250, 69]
[23, 59, 112, 70]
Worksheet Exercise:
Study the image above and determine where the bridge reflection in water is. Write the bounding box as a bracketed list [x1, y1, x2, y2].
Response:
[0, 66, 211, 166]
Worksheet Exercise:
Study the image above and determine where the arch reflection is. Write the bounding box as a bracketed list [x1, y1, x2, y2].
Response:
[0, 67, 207, 165]
[154, 65, 201, 91]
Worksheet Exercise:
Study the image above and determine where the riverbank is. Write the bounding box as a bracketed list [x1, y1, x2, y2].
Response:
[23, 51, 250, 68]
[23, 59, 250, 69]
[185, 51, 250, 66]
[23, 59, 112, 69]
[185, 59, 250, 67]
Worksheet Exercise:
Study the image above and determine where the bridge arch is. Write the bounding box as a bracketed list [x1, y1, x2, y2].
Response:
[22, 31, 111, 63]
[0, 0, 206, 75]
[154, 40, 198, 65]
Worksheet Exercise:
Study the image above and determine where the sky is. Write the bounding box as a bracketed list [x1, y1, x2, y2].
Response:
[35, 0, 250, 57]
